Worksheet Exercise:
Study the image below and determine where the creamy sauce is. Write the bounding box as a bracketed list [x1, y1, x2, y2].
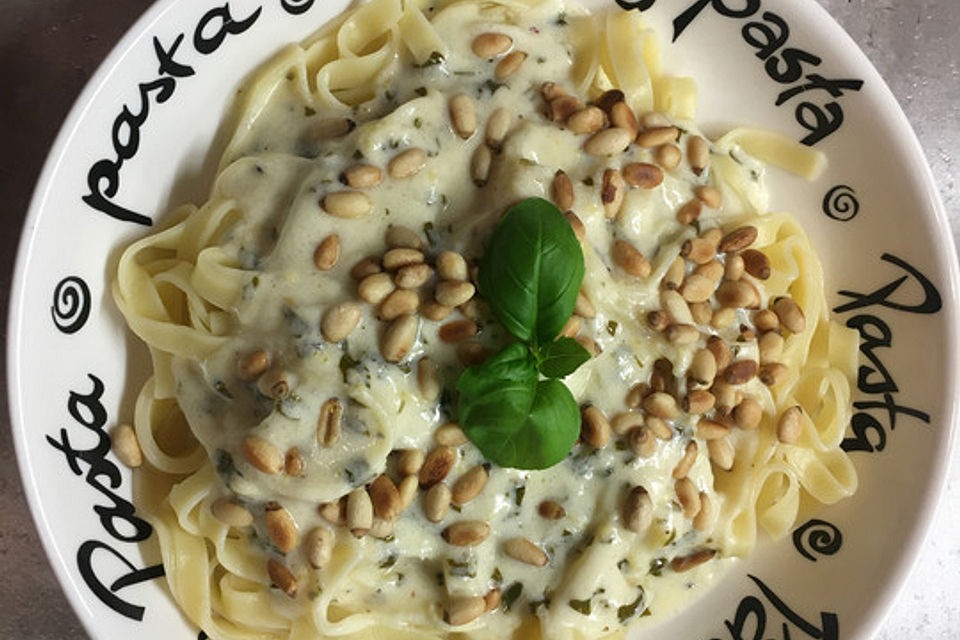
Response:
[168, 2, 765, 637]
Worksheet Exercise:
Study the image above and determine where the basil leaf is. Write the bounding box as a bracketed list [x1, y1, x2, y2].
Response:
[478, 198, 585, 346]
[459, 344, 580, 469]
[538, 337, 591, 379]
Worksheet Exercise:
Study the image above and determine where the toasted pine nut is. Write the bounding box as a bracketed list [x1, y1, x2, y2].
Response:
[646, 415, 674, 440]
[358, 272, 395, 304]
[574, 290, 596, 318]
[695, 260, 725, 282]
[369, 474, 401, 522]
[267, 559, 298, 598]
[551, 170, 575, 210]
[416, 358, 440, 402]
[394, 263, 432, 290]
[676, 200, 702, 225]
[446, 596, 487, 626]
[434, 422, 468, 447]
[682, 237, 717, 265]
[724, 360, 758, 385]
[724, 253, 745, 280]
[452, 465, 489, 505]
[740, 249, 770, 280]
[436, 251, 468, 281]
[682, 389, 716, 414]
[610, 411, 645, 436]
[653, 143, 682, 170]
[450, 94, 477, 139]
[594, 89, 625, 113]
[438, 319, 478, 343]
[567, 106, 606, 134]
[397, 449, 425, 478]
[380, 314, 418, 363]
[715, 279, 760, 309]
[646, 310, 669, 331]
[265, 503, 300, 552]
[777, 405, 804, 444]
[112, 424, 142, 468]
[443, 521, 491, 546]
[238, 350, 269, 382]
[706, 335, 731, 370]
[346, 488, 373, 538]
[623, 486, 653, 533]
[639, 110, 670, 128]
[304, 527, 334, 570]
[457, 341, 491, 366]
[421, 301, 453, 321]
[547, 94, 582, 122]
[317, 397, 342, 447]
[732, 397, 763, 430]
[576, 335, 601, 356]
[322, 190, 373, 218]
[665, 323, 700, 345]
[313, 234, 341, 271]
[485, 107, 513, 149]
[759, 362, 790, 386]
[538, 501, 566, 520]
[718, 226, 758, 253]
[601, 168, 625, 219]
[388, 148, 427, 179]
[693, 492, 715, 531]
[435, 281, 476, 307]
[694, 185, 722, 209]
[661, 289, 694, 323]
[472, 32, 512, 57]
[711, 307, 736, 329]
[687, 135, 710, 175]
[758, 331, 784, 364]
[584, 127, 633, 156]
[398, 474, 419, 510]
[610, 101, 639, 138]
[707, 436, 735, 471]
[643, 392, 679, 419]
[612, 240, 651, 277]
[560, 314, 581, 338]
[689, 301, 712, 325]
[343, 164, 383, 188]
[672, 440, 698, 479]
[711, 382, 737, 416]
[650, 358, 675, 394]
[318, 498, 346, 526]
[382, 248, 424, 271]
[753, 309, 780, 332]
[211, 497, 252, 527]
[697, 419, 730, 440]
[424, 482, 451, 522]
[773, 297, 806, 333]
[420, 445, 456, 487]
[636, 126, 679, 148]
[622, 162, 664, 189]
[312, 116, 354, 140]
[680, 273, 716, 303]
[503, 537, 548, 566]
[688, 348, 717, 388]
[285, 447, 305, 477]
[243, 435, 283, 474]
[580, 405, 612, 447]
[350, 257, 381, 280]
[671, 548, 717, 572]
[676, 477, 701, 518]
[541, 81, 569, 102]
[495, 50, 527, 78]
[471, 143, 492, 186]
[662, 256, 686, 290]
[627, 426, 657, 457]
[322, 302, 361, 342]
[384, 225, 422, 250]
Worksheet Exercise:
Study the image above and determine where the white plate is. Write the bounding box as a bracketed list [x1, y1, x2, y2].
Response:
[9, 1, 959, 638]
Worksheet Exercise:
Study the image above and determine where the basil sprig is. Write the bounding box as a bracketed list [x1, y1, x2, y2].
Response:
[457, 198, 590, 469]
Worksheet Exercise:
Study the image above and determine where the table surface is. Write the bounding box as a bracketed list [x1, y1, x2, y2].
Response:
[1, 1, 958, 638]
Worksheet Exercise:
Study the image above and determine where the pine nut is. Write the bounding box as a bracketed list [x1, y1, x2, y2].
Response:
[646, 310, 669, 331]
[435, 251, 467, 281]
[676, 199, 702, 224]
[471, 144, 492, 186]
[417, 358, 440, 402]
[443, 521, 491, 546]
[680, 273, 715, 303]
[318, 498, 346, 526]
[622, 162, 664, 189]
[420, 445, 456, 487]
[758, 331, 784, 364]
[265, 503, 299, 552]
[646, 415, 673, 440]
[777, 405, 804, 444]
[435, 422, 468, 446]
[366, 475, 400, 522]
[759, 362, 790, 386]
[503, 537, 548, 566]
[687, 135, 710, 175]
[485, 107, 513, 149]
[601, 168, 625, 219]
[584, 127, 633, 156]
[346, 488, 373, 538]
[682, 237, 716, 265]
[398, 474, 419, 510]
[379, 289, 420, 321]
[211, 497, 253, 527]
[574, 290, 596, 318]
[285, 447, 305, 477]
[676, 477, 701, 518]
[394, 263, 432, 289]
[693, 492, 715, 531]
[344, 164, 383, 188]
[724, 253, 745, 280]
[650, 358, 676, 394]
[595, 89, 625, 113]
[697, 419, 730, 440]
[711, 307, 736, 329]
[450, 94, 477, 139]
[322, 190, 373, 218]
[112, 424, 142, 468]
[732, 397, 763, 430]
[715, 279, 760, 309]
[707, 436, 735, 471]
[718, 226, 758, 253]
[471, 32, 512, 57]
[383, 248, 424, 271]
[773, 297, 806, 333]
[395, 450, 424, 479]
[627, 426, 657, 457]
[421, 301, 453, 321]
[358, 272, 395, 304]
[560, 314, 581, 338]
[724, 359, 758, 385]
[576, 335, 601, 357]
[243, 436, 283, 474]
[495, 50, 527, 78]
[653, 143, 682, 170]
[665, 323, 700, 345]
[547, 94, 581, 122]
[636, 126, 679, 148]
[551, 170, 575, 210]
[267, 559, 298, 598]
[457, 341, 491, 366]
[380, 314, 418, 363]
[689, 301, 712, 325]
[706, 335, 731, 371]
[321, 302, 361, 342]
[610, 101, 639, 138]
[435, 281, 476, 307]
[388, 148, 427, 179]
[350, 257, 381, 280]
[580, 405, 612, 447]
[313, 234, 341, 270]
[643, 392, 679, 419]
[623, 486, 653, 533]
[671, 548, 717, 572]
[695, 260, 725, 283]
[538, 501, 566, 520]
[612, 240, 651, 277]
[317, 397, 342, 447]
[662, 256, 686, 290]
[446, 596, 486, 626]
[541, 81, 569, 102]
[304, 527, 334, 570]
[424, 482, 451, 522]
[567, 106, 605, 134]
[312, 116, 354, 140]
[741, 249, 771, 280]
[640, 110, 671, 129]
[672, 440, 698, 479]
[452, 465, 489, 505]
[610, 411, 645, 436]
[711, 382, 737, 416]
[370, 519, 394, 540]
[564, 212, 586, 241]
[694, 185, 722, 209]
[238, 350, 269, 382]
[682, 389, 716, 414]
[753, 309, 780, 332]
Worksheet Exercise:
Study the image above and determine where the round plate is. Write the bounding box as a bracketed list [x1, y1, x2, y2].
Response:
[9, 1, 959, 638]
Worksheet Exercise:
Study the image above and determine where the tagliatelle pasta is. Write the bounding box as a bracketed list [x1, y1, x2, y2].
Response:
[113, 1, 858, 638]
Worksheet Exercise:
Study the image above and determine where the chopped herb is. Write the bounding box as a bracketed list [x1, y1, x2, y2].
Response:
[445, 558, 477, 578]
[414, 86, 428, 97]
[215, 450, 238, 478]
[555, 12, 568, 25]
[385, 90, 395, 101]
[307, 589, 320, 600]
[453, 70, 476, 76]
[528, 596, 551, 614]
[491, 567, 503, 583]
[568, 598, 592, 615]
[436, 572, 446, 587]
[378, 554, 398, 569]
[251, 276, 260, 287]
[414, 51, 445, 68]
[481, 78, 507, 94]
[617, 590, 645, 623]
[514, 485, 526, 506]
[414, 117, 423, 129]
[389, 139, 400, 149]
[353, 149, 364, 160]
[536, 56, 546, 64]
[606, 320, 619, 336]
[339, 351, 361, 383]
[501, 582, 523, 611]
[304, 106, 316, 117]
[213, 380, 234, 399]
[582, 176, 595, 187]
[618, 558, 630, 571]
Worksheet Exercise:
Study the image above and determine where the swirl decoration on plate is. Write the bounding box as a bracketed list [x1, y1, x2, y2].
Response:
[280, 0, 315, 15]
[51, 276, 91, 334]
[822, 184, 859, 221]
[792, 518, 843, 562]
[615, 0, 656, 10]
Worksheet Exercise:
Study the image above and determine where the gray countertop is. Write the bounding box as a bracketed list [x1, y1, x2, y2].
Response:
[1, 0, 958, 638]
